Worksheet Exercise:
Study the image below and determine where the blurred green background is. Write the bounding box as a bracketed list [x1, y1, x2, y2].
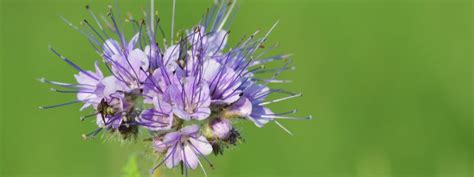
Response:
[0, 0, 472, 177]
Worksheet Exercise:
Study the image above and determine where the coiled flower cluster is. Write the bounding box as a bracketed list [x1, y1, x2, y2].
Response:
[40, 0, 311, 175]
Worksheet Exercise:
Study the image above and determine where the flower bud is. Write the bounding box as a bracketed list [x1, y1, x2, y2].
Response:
[210, 118, 232, 139]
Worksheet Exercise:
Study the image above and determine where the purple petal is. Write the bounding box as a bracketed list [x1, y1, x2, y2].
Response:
[163, 45, 180, 71]
[206, 30, 228, 53]
[95, 76, 128, 98]
[191, 107, 211, 120]
[248, 105, 273, 127]
[227, 97, 253, 117]
[202, 59, 221, 82]
[103, 39, 121, 57]
[180, 124, 199, 136]
[126, 33, 140, 52]
[93, 61, 104, 79]
[127, 49, 149, 81]
[163, 132, 181, 144]
[189, 136, 213, 156]
[172, 107, 192, 121]
[183, 145, 199, 169]
[165, 143, 183, 168]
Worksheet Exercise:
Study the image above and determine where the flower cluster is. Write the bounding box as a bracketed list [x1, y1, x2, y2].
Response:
[40, 0, 310, 175]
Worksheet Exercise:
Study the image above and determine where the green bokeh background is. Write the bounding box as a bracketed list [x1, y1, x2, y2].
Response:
[0, 0, 472, 177]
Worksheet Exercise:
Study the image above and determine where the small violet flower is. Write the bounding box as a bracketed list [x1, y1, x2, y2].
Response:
[154, 125, 213, 170]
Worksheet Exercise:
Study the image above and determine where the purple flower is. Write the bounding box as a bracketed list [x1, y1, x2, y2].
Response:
[168, 77, 211, 120]
[239, 82, 272, 127]
[110, 48, 149, 86]
[203, 59, 242, 104]
[236, 81, 311, 134]
[103, 34, 150, 86]
[74, 61, 104, 110]
[142, 69, 177, 104]
[153, 125, 213, 170]
[137, 97, 173, 131]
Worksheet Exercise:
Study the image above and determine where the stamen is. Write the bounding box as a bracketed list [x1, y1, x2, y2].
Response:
[246, 65, 265, 74]
[223, 3, 239, 32]
[151, 141, 180, 174]
[150, 0, 155, 34]
[39, 100, 80, 110]
[83, 19, 106, 42]
[209, 53, 232, 95]
[252, 54, 292, 66]
[211, 0, 227, 32]
[136, 19, 144, 50]
[256, 79, 292, 84]
[254, 66, 295, 74]
[108, 7, 127, 47]
[49, 46, 100, 81]
[268, 109, 297, 116]
[259, 93, 302, 106]
[255, 42, 279, 59]
[139, 67, 163, 93]
[103, 59, 128, 84]
[274, 120, 293, 136]
[198, 161, 209, 177]
[102, 54, 135, 81]
[239, 30, 260, 47]
[60, 17, 101, 48]
[217, 0, 236, 31]
[204, 7, 213, 29]
[261, 114, 312, 120]
[211, 30, 230, 56]
[180, 162, 184, 175]
[81, 128, 103, 140]
[188, 140, 214, 168]
[263, 59, 292, 86]
[82, 19, 115, 54]
[170, 0, 176, 45]
[50, 88, 88, 94]
[157, 19, 167, 47]
[100, 15, 115, 31]
[182, 147, 189, 177]
[86, 5, 106, 33]
[80, 112, 99, 121]
[37, 77, 79, 88]
[87, 38, 102, 54]
[251, 20, 279, 53]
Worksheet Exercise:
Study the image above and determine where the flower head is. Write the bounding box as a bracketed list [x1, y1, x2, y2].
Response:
[40, 0, 311, 176]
